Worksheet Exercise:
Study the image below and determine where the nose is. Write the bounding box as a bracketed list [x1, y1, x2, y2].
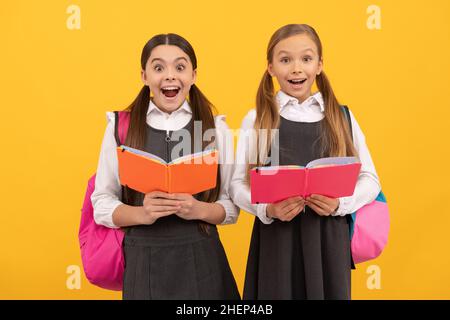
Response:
[291, 60, 303, 74]
[165, 67, 176, 81]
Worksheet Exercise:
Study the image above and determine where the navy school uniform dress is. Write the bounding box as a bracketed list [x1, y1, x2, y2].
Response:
[120, 119, 240, 300]
[243, 116, 352, 300]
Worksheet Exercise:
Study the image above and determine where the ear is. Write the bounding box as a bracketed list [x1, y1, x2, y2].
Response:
[267, 63, 274, 77]
[317, 58, 323, 76]
[141, 69, 148, 85]
[192, 69, 197, 85]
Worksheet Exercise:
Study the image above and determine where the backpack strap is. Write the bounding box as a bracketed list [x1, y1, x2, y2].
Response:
[113, 111, 130, 145]
[113, 111, 131, 216]
[341, 105, 352, 139]
[114, 111, 121, 146]
[340, 105, 357, 270]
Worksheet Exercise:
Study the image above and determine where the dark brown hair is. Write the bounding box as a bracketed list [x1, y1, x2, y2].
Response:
[122, 34, 221, 231]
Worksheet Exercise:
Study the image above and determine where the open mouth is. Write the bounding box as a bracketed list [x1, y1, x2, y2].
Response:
[288, 79, 307, 85]
[161, 86, 181, 98]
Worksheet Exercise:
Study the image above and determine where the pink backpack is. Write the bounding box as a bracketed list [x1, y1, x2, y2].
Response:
[79, 111, 130, 291]
[342, 106, 390, 265]
[349, 192, 389, 264]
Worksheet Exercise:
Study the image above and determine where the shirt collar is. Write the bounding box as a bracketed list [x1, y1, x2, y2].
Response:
[147, 99, 192, 116]
[276, 90, 325, 112]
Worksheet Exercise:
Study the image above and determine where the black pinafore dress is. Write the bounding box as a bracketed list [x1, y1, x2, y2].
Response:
[243, 116, 352, 300]
[121, 119, 240, 300]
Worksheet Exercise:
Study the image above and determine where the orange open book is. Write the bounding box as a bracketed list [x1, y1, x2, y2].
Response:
[116, 145, 219, 194]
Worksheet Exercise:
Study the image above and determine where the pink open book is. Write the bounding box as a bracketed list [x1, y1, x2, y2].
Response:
[250, 157, 362, 204]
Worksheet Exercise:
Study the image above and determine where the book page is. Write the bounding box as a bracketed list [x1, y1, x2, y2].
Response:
[254, 165, 302, 171]
[119, 145, 167, 165]
[169, 148, 217, 165]
[306, 156, 358, 168]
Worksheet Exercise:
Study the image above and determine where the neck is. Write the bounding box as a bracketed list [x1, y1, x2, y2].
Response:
[297, 91, 312, 103]
[281, 90, 313, 103]
[151, 98, 185, 114]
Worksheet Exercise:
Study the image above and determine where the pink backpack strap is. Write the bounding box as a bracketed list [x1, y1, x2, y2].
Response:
[113, 111, 130, 145]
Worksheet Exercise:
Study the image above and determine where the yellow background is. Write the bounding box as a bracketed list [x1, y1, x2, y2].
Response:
[1, 0, 449, 299]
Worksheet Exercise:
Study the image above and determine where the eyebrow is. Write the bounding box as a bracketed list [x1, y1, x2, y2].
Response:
[150, 57, 189, 64]
[277, 48, 315, 56]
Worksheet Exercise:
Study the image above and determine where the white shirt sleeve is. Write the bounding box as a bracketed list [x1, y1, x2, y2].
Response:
[333, 109, 381, 216]
[91, 112, 123, 228]
[229, 110, 274, 224]
[214, 115, 240, 225]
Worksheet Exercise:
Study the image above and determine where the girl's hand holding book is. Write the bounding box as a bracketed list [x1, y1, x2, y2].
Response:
[140, 191, 182, 224]
[172, 193, 227, 225]
[171, 193, 207, 221]
[305, 194, 339, 216]
[266, 196, 305, 221]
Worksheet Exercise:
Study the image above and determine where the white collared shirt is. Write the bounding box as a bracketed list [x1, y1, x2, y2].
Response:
[91, 99, 239, 228]
[229, 91, 381, 224]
